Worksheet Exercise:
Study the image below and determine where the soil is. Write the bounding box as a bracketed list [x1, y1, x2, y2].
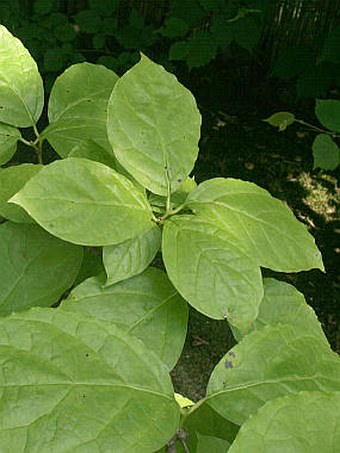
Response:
[170, 57, 340, 401]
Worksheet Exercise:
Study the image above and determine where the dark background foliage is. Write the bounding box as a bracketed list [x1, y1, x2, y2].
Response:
[1, 0, 339, 398]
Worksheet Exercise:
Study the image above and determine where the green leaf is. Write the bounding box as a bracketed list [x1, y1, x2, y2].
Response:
[43, 47, 65, 72]
[61, 268, 188, 369]
[233, 278, 328, 344]
[73, 247, 104, 286]
[206, 324, 340, 425]
[162, 215, 263, 333]
[89, 0, 119, 15]
[107, 54, 202, 195]
[0, 222, 83, 316]
[0, 25, 44, 127]
[229, 391, 340, 452]
[187, 178, 324, 272]
[69, 139, 142, 186]
[0, 123, 21, 165]
[160, 17, 189, 38]
[74, 10, 102, 34]
[169, 41, 189, 61]
[187, 32, 218, 68]
[0, 163, 42, 223]
[33, 0, 53, 15]
[42, 62, 118, 157]
[149, 176, 197, 213]
[0, 308, 180, 451]
[69, 139, 119, 169]
[103, 224, 161, 286]
[271, 46, 314, 80]
[92, 33, 105, 49]
[232, 17, 261, 52]
[315, 99, 340, 133]
[182, 401, 239, 452]
[263, 111, 295, 131]
[9, 158, 154, 246]
[312, 134, 340, 170]
[174, 392, 194, 408]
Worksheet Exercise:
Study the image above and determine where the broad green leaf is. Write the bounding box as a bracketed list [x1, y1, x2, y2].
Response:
[0, 308, 180, 451]
[263, 111, 295, 131]
[233, 278, 328, 344]
[0, 163, 42, 223]
[103, 224, 161, 286]
[9, 158, 154, 246]
[69, 139, 143, 186]
[169, 41, 189, 61]
[0, 222, 83, 315]
[0, 123, 21, 165]
[181, 401, 239, 452]
[162, 215, 263, 333]
[61, 268, 188, 369]
[107, 54, 201, 195]
[160, 17, 189, 38]
[206, 324, 340, 425]
[42, 63, 118, 157]
[315, 99, 340, 132]
[313, 133, 340, 170]
[229, 391, 340, 452]
[187, 178, 324, 272]
[73, 247, 105, 286]
[187, 32, 218, 68]
[69, 139, 118, 169]
[0, 25, 44, 127]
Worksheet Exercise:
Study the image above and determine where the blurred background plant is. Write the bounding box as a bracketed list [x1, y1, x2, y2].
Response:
[1, 0, 339, 98]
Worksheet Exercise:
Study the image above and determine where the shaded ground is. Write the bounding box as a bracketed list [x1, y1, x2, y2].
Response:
[171, 58, 340, 401]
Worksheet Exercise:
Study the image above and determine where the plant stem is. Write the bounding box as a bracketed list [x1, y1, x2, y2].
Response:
[19, 125, 44, 164]
[295, 119, 339, 137]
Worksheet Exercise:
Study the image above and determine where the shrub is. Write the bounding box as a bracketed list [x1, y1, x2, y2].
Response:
[0, 25, 339, 451]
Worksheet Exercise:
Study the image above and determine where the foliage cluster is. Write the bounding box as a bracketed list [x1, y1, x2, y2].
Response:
[2, 0, 339, 100]
[271, 23, 340, 99]
[0, 0, 268, 77]
[265, 103, 340, 170]
[0, 25, 339, 451]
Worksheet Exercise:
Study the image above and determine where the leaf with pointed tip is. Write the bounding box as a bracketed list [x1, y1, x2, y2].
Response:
[229, 391, 340, 452]
[42, 63, 118, 157]
[0, 163, 42, 223]
[312, 133, 339, 170]
[0, 25, 44, 127]
[233, 278, 328, 344]
[263, 112, 295, 131]
[103, 223, 161, 286]
[61, 268, 188, 369]
[0, 123, 21, 165]
[206, 324, 340, 425]
[0, 308, 180, 451]
[187, 178, 324, 272]
[315, 99, 340, 133]
[162, 215, 263, 333]
[0, 222, 83, 315]
[107, 54, 201, 195]
[181, 401, 239, 452]
[9, 158, 153, 246]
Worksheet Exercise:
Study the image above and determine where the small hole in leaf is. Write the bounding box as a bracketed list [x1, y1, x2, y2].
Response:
[227, 351, 236, 357]
[81, 393, 86, 398]
[84, 352, 90, 358]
